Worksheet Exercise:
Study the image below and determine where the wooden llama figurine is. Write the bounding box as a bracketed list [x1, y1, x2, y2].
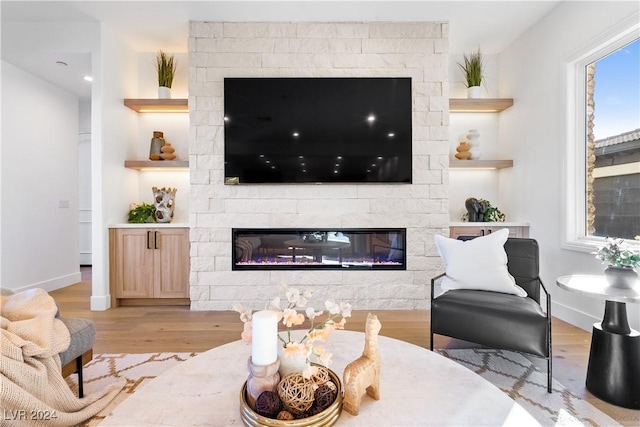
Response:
[343, 312, 382, 416]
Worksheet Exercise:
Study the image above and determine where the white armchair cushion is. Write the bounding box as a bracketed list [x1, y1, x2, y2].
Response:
[434, 229, 527, 297]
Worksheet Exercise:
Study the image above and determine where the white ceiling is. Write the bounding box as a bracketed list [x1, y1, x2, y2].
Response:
[1, 1, 562, 97]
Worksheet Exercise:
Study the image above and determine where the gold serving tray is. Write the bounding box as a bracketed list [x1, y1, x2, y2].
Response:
[239, 368, 343, 427]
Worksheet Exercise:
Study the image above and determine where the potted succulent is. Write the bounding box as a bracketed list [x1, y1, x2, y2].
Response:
[458, 49, 484, 98]
[594, 236, 640, 288]
[156, 50, 176, 99]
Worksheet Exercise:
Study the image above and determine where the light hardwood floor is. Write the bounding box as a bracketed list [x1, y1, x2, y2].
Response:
[50, 268, 639, 426]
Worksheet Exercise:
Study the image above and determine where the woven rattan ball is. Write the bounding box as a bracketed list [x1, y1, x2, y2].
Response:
[311, 366, 331, 386]
[276, 410, 294, 421]
[314, 383, 337, 411]
[255, 391, 281, 418]
[277, 373, 315, 415]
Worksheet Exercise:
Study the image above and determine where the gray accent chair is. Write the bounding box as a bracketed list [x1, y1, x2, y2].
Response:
[1, 288, 96, 397]
[430, 238, 552, 393]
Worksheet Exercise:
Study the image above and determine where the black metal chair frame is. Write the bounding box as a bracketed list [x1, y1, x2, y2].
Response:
[429, 238, 553, 393]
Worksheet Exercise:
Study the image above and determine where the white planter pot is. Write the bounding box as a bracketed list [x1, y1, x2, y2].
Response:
[158, 86, 171, 99]
[467, 86, 481, 99]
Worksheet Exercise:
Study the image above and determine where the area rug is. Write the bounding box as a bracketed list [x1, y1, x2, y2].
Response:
[69, 350, 621, 427]
[437, 349, 621, 427]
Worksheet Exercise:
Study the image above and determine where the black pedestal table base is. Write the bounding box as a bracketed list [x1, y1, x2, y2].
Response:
[586, 301, 640, 409]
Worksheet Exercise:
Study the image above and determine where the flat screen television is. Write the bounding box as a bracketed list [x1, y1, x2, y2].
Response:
[223, 77, 412, 184]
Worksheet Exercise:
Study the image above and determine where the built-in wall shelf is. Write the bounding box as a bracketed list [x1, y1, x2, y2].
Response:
[124, 160, 189, 170]
[449, 160, 513, 169]
[124, 99, 188, 113]
[449, 98, 514, 113]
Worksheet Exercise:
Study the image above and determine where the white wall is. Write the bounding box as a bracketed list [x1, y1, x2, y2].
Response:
[90, 24, 140, 310]
[499, 1, 640, 330]
[1, 60, 81, 291]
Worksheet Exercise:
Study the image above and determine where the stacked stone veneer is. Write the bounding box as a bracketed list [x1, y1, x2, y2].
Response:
[188, 21, 449, 310]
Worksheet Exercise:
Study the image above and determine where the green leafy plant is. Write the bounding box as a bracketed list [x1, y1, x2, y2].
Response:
[128, 203, 156, 224]
[595, 237, 640, 268]
[156, 50, 176, 88]
[458, 49, 484, 88]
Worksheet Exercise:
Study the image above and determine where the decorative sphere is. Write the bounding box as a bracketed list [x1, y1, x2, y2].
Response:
[255, 391, 281, 418]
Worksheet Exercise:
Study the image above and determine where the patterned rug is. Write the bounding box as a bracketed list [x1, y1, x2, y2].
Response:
[68, 350, 621, 427]
[437, 349, 621, 427]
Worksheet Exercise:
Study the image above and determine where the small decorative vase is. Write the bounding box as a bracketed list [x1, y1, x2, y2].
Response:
[152, 186, 177, 223]
[467, 86, 481, 99]
[158, 86, 171, 99]
[603, 265, 639, 289]
[466, 129, 481, 160]
[149, 131, 165, 161]
[278, 348, 310, 378]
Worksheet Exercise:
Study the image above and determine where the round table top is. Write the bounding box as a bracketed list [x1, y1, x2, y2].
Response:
[556, 274, 640, 303]
[100, 330, 539, 426]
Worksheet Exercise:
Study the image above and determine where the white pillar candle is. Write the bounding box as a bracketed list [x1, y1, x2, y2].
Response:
[251, 310, 278, 366]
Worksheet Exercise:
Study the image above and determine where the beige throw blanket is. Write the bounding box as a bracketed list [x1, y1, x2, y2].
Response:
[1, 289, 124, 427]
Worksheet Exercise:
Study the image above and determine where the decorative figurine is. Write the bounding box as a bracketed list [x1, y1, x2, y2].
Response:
[465, 197, 482, 222]
[343, 313, 382, 416]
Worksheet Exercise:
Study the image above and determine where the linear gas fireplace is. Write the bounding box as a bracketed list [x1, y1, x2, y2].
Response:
[232, 228, 406, 270]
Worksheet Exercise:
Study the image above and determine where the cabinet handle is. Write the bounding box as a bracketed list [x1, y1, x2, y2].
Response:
[481, 229, 485, 236]
[487, 229, 492, 234]
[147, 231, 152, 249]
[154, 231, 159, 249]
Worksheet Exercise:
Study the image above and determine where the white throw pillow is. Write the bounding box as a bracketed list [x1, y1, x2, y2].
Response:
[434, 229, 527, 297]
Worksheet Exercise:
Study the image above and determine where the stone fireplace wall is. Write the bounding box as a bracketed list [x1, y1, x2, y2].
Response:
[188, 21, 449, 310]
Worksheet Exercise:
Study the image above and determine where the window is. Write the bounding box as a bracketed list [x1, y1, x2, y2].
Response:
[587, 39, 640, 240]
[564, 20, 639, 251]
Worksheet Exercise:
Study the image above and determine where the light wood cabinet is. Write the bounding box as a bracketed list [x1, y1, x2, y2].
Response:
[449, 224, 529, 239]
[109, 227, 190, 306]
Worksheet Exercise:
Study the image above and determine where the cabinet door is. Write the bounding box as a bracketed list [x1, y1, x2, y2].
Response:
[484, 226, 529, 238]
[112, 228, 155, 298]
[154, 228, 190, 298]
[449, 226, 485, 239]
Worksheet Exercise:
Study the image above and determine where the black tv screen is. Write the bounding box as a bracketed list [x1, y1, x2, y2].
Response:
[223, 77, 412, 184]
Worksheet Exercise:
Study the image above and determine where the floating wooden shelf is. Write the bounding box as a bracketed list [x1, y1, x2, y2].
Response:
[124, 160, 189, 170]
[449, 160, 513, 169]
[449, 98, 514, 112]
[124, 99, 188, 113]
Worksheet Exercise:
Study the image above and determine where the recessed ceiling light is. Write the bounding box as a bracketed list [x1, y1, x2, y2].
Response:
[337, 156, 342, 160]
[293, 132, 299, 137]
[367, 115, 376, 122]
[377, 156, 383, 160]
[388, 133, 395, 137]
[265, 160, 271, 164]
[372, 163, 377, 167]
[334, 170, 338, 174]
[259, 154, 265, 158]
[224, 116, 230, 121]
[83, 76, 93, 82]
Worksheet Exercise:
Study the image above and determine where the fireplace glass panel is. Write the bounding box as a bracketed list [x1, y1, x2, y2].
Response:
[232, 228, 406, 270]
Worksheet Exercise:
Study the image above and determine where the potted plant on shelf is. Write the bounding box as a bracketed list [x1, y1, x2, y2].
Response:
[156, 50, 176, 99]
[458, 49, 483, 99]
[594, 236, 640, 289]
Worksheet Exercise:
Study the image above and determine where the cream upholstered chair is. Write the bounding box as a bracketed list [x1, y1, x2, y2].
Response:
[1, 288, 96, 397]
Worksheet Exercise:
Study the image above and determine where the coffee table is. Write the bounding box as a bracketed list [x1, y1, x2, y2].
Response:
[556, 274, 640, 409]
[99, 330, 539, 426]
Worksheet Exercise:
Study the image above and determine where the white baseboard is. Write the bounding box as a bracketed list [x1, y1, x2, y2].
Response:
[551, 300, 599, 332]
[11, 272, 82, 294]
[90, 295, 111, 311]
